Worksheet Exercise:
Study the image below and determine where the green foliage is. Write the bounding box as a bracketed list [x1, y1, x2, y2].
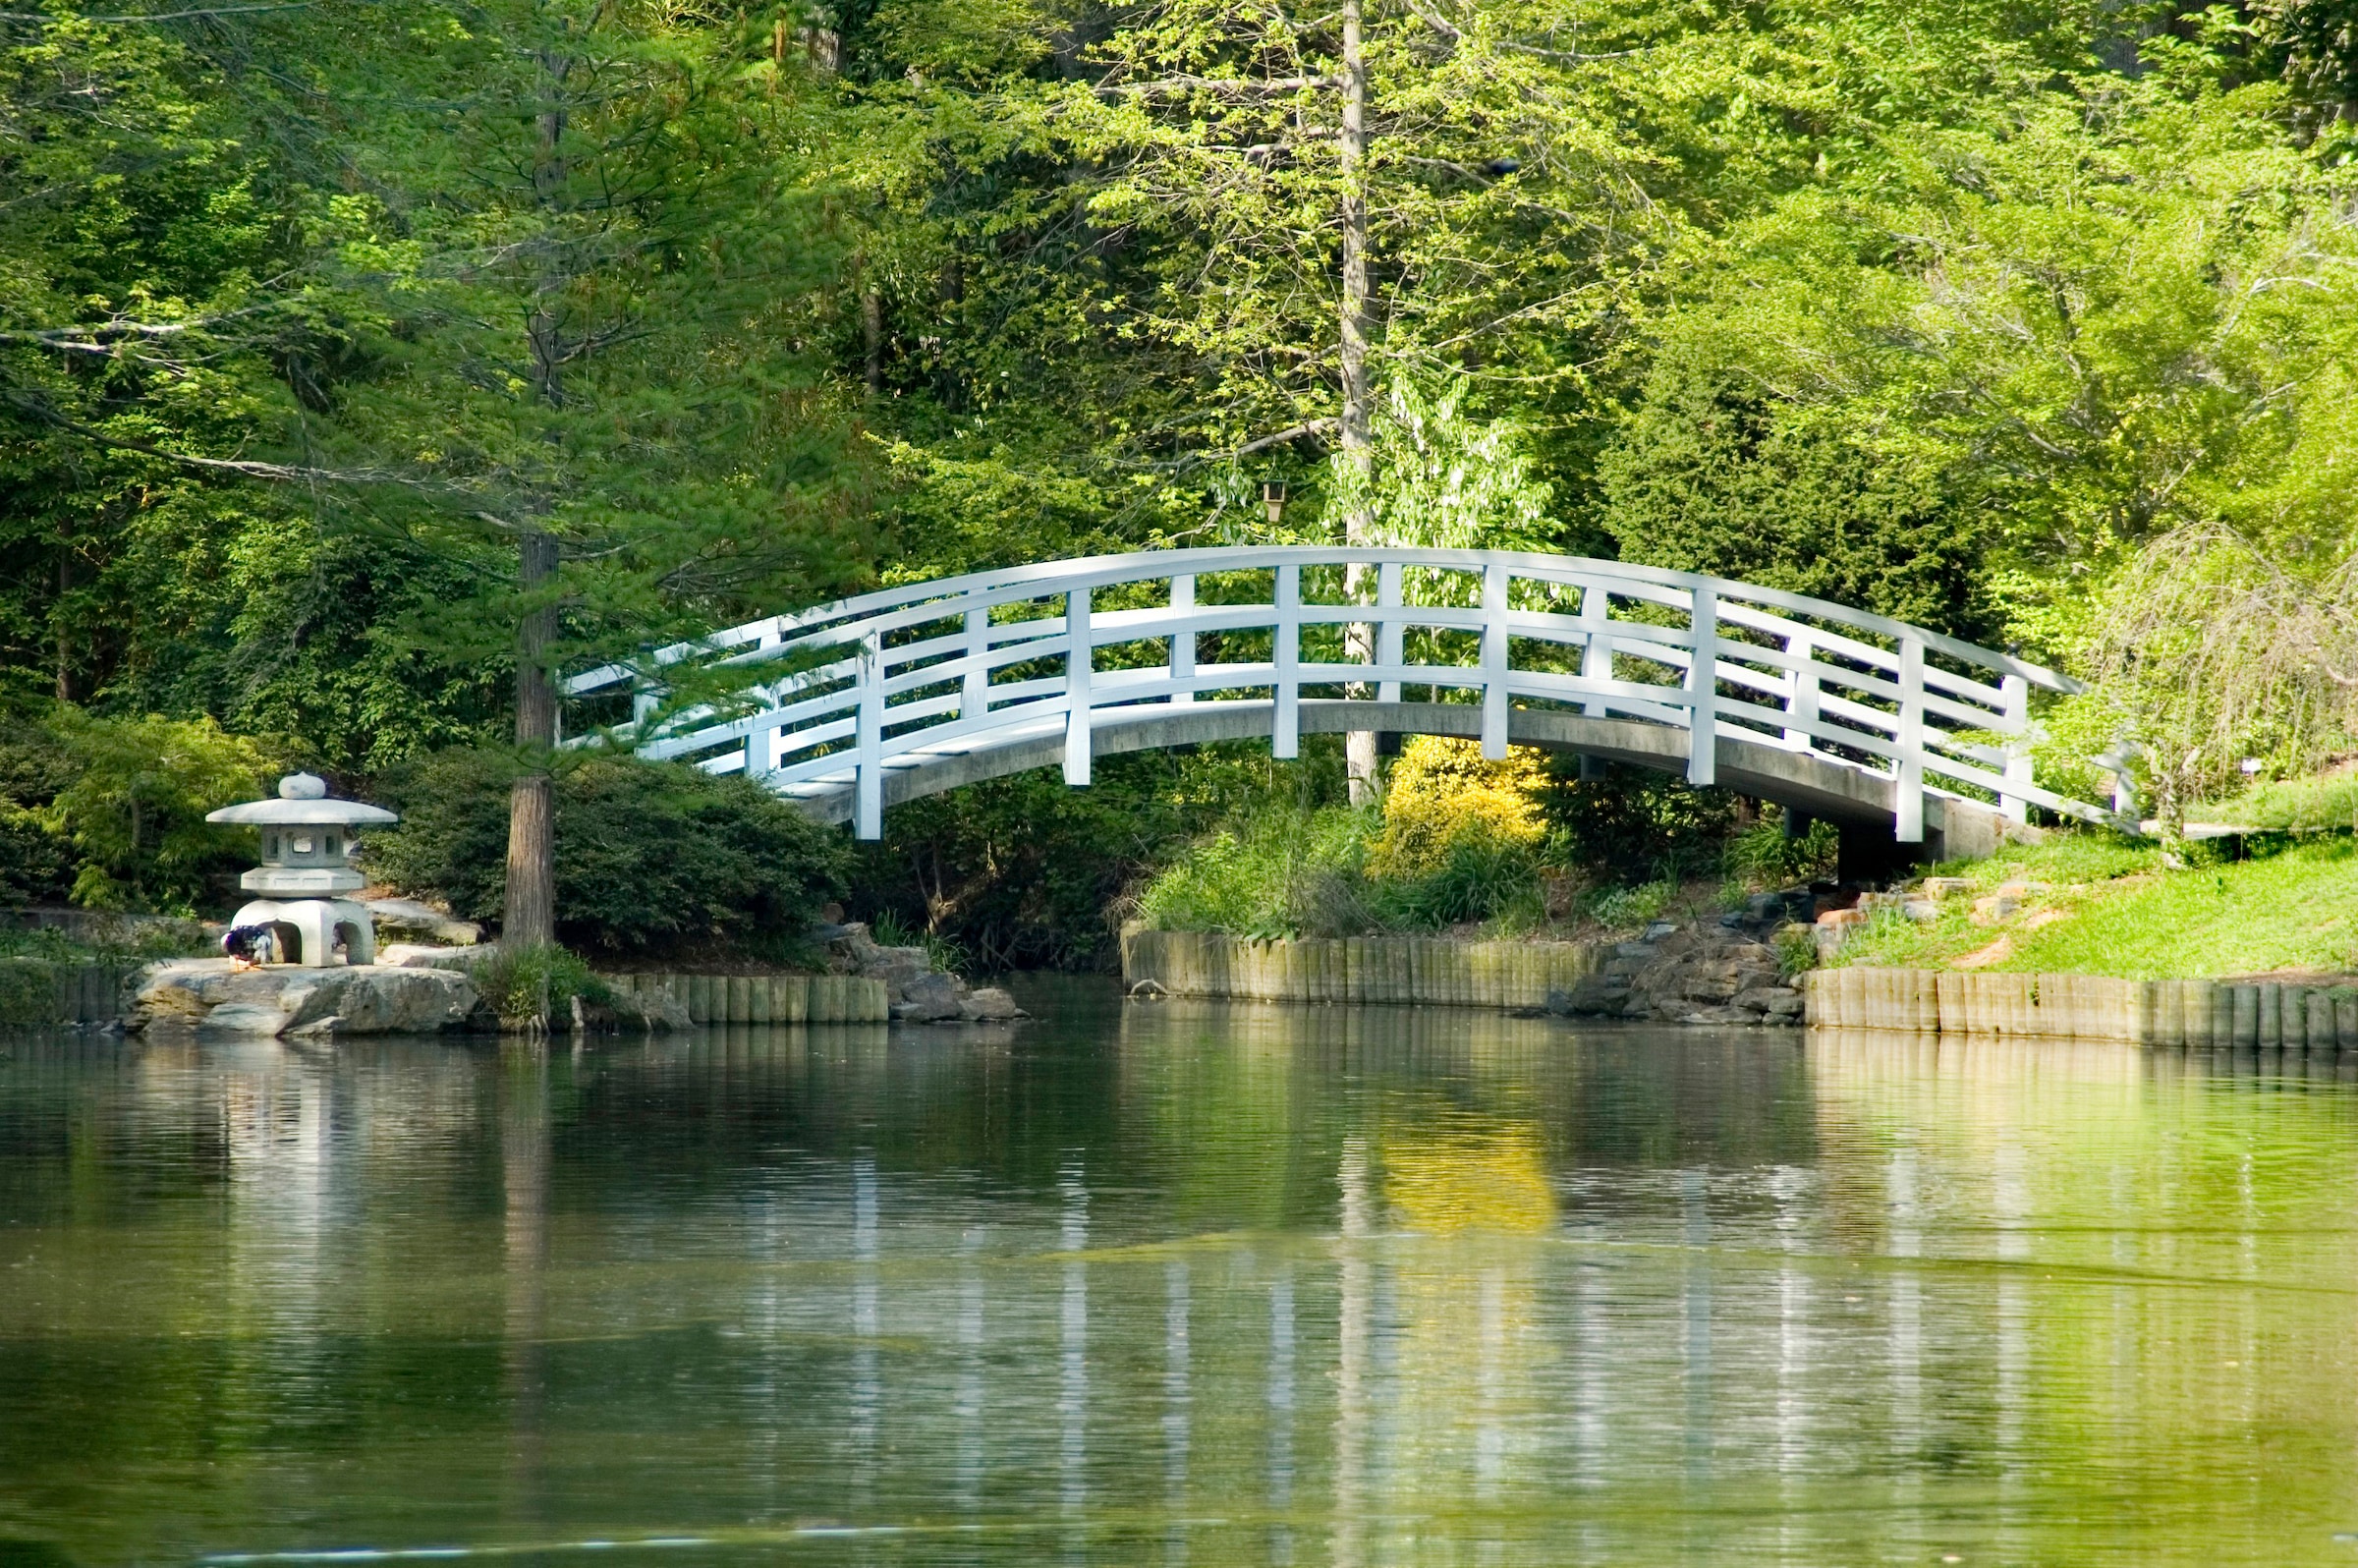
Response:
[868, 912, 966, 976]
[26, 706, 286, 914]
[2218, 771, 2358, 834]
[1724, 813, 1841, 890]
[468, 942, 611, 1030]
[366, 750, 851, 959]
[1536, 760, 1740, 886]
[1586, 879, 1673, 931]
[1599, 364, 1991, 638]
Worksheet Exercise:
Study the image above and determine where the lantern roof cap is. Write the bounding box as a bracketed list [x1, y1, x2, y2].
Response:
[205, 773, 398, 827]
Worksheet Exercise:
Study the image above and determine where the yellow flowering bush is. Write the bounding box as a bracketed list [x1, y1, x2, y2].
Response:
[1371, 736, 1550, 874]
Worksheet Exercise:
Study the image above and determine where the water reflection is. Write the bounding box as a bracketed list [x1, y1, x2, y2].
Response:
[4, 1005, 2358, 1565]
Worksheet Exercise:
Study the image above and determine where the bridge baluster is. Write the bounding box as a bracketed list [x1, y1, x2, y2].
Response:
[2001, 673, 2032, 823]
[1482, 564, 1509, 759]
[1783, 630, 1817, 754]
[856, 629, 884, 839]
[1065, 587, 1093, 787]
[1579, 582, 1610, 718]
[1273, 565, 1300, 760]
[1685, 584, 1717, 786]
[963, 605, 990, 720]
[1896, 636, 1925, 843]
[1376, 561, 1402, 704]
[1169, 574, 1195, 704]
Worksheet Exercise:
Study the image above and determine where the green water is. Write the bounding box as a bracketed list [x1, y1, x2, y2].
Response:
[6, 983, 2358, 1566]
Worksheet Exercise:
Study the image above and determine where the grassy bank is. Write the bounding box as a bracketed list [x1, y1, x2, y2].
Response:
[1830, 833, 2358, 980]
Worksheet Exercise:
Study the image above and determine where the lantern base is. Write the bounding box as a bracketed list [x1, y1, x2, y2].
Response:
[226, 898, 376, 968]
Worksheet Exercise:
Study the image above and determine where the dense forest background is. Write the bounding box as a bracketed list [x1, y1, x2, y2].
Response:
[5, 0, 2358, 965]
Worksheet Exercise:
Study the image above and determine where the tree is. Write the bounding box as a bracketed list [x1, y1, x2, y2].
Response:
[1599, 363, 1987, 637]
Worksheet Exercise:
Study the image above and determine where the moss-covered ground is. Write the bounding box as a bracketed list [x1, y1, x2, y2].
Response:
[1829, 833, 2358, 980]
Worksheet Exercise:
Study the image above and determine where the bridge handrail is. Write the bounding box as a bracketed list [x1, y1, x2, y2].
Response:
[564, 547, 2101, 841]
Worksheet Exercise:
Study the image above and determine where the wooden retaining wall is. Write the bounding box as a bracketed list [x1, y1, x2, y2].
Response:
[1806, 967, 2358, 1047]
[0, 957, 140, 1027]
[1121, 928, 1603, 1010]
[599, 972, 890, 1026]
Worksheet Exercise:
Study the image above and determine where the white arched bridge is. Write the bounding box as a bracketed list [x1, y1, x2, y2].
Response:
[565, 547, 2107, 865]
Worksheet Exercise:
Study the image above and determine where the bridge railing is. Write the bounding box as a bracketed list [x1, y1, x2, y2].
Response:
[565, 547, 2099, 840]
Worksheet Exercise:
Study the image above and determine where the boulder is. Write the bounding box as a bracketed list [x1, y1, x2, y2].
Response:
[610, 985, 693, 1032]
[891, 970, 966, 1022]
[960, 986, 1027, 1022]
[134, 959, 478, 1037]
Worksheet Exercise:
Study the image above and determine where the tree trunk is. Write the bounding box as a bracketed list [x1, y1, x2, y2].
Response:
[1338, 0, 1377, 804]
[505, 531, 560, 952]
[505, 42, 570, 965]
[54, 543, 72, 702]
[863, 293, 884, 397]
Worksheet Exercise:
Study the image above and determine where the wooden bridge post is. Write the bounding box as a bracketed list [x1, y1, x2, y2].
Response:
[856, 628, 883, 839]
[1273, 563, 1301, 759]
[2000, 672, 2031, 823]
[1685, 583, 1717, 786]
[1376, 561, 1403, 703]
[1579, 580, 1610, 718]
[1783, 629, 1817, 752]
[1896, 636, 1925, 842]
[1168, 573, 1195, 704]
[963, 604, 991, 720]
[1064, 585, 1093, 786]
[1481, 562, 1509, 759]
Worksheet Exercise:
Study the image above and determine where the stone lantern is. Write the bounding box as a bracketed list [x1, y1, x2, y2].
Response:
[205, 773, 398, 967]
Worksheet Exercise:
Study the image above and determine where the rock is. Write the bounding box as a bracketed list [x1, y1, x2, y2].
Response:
[1129, 979, 1169, 999]
[891, 970, 966, 1022]
[1920, 877, 1973, 898]
[379, 942, 484, 970]
[1643, 920, 1677, 940]
[610, 985, 693, 1031]
[1901, 899, 1940, 922]
[1679, 1005, 1758, 1026]
[133, 959, 477, 1037]
[825, 922, 887, 973]
[1818, 908, 1866, 929]
[364, 898, 481, 947]
[1561, 978, 1631, 1015]
[1972, 894, 2020, 925]
[960, 986, 1027, 1022]
[1732, 985, 1799, 1013]
[870, 946, 933, 994]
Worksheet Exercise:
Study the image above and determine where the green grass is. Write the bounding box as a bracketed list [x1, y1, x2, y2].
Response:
[1831, 834, 2358, 980]
[2205, 771, 2358, 835]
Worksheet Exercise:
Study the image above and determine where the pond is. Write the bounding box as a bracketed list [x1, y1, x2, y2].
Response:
[5, 982, 2358, 1566]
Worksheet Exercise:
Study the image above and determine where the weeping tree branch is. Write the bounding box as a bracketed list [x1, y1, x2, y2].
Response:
[2083, 520, 2358, 835]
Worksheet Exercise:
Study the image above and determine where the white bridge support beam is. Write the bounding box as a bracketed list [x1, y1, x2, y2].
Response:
[567, 547, 2100, 850]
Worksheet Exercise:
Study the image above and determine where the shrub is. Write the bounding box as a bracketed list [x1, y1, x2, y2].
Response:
[1723, 812, 1838, 888]
[1587, 879, 1673, 930]
[365, 749, 853, 959]
[1534, 759, 1739, 885]
[470, 942, 611, 1028]
[1131, 807, 1379, 939]
[1372, 737, 1548, 874]
[30, 707, 287, 914]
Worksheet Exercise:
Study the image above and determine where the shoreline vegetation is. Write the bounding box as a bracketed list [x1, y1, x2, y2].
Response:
[1132, 742, 2358, 989]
